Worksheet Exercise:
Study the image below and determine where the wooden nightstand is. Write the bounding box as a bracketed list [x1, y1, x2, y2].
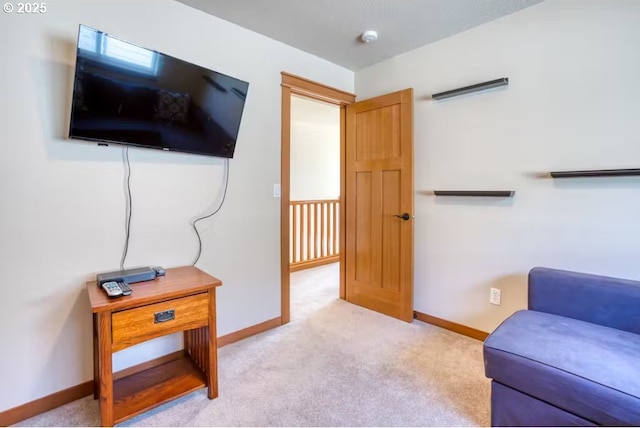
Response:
[87, 266, 222, 426]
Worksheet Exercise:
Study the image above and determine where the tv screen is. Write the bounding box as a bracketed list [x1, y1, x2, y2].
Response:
[69, 25, 249, 158]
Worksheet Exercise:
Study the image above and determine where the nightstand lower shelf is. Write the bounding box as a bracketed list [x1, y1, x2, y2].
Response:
[113, 356, 206, 424]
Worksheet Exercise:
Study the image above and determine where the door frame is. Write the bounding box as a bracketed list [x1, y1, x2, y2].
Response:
[280, 72, 355, 324]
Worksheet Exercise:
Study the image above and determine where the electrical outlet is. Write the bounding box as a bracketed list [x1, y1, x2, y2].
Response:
[490, 288, 501, 305]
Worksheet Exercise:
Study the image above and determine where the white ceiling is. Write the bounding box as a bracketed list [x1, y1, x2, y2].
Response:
[176, 0, 544, 71]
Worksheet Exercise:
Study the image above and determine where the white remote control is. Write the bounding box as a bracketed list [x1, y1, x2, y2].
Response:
[102, 281, 124, 298]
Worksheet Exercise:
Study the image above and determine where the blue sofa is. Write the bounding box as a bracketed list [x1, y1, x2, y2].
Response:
[483, 267, 640, 426]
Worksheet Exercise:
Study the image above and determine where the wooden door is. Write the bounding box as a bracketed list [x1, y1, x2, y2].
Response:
[345, 89, 414, 322]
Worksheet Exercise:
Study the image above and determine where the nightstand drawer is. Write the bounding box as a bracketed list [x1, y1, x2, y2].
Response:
[112, 293, 208, 351]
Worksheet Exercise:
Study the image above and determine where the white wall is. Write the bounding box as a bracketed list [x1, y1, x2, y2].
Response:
[0, 0, 353, 412]
[355, 0, 640, 333]
[290, 96, 340, 200]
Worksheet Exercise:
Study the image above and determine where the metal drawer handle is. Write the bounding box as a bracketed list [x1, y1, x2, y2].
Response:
[154, 309, 175, 323]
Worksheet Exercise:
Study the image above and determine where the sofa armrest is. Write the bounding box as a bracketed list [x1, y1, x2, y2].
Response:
[528, 267, 640, 334]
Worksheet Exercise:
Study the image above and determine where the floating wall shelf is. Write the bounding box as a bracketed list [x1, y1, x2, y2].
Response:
[550, 168, 640, 178]
[432, 78, 509, 100]
[433, 191, 515, 197]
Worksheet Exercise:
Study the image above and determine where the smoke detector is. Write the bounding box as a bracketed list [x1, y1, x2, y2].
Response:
[360, 30, 378, 43]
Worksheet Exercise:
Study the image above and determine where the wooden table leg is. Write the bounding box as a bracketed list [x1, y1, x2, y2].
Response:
[93, 313, 99, 399]
[184, 330, 191, 358]
[207, 289, 218, 399]
[99, 311, 114, 426]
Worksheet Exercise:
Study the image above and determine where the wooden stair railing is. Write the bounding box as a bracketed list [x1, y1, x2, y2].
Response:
[290, 199, 340, 271]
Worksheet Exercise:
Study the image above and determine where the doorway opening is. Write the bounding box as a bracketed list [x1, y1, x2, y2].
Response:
[280, 72, 355, 324]
[289, 95, 341, 321]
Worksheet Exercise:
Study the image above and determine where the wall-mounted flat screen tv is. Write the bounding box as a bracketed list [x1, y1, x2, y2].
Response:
[69, 25, 249, 158]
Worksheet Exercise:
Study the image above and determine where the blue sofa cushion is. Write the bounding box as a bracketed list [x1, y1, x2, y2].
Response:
[529, 267, 640, 335]
[484, 310, 640, 426]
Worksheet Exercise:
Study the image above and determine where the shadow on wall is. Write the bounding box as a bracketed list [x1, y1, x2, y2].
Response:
[432, 197, 515, 208]
[550, 176, 640, 190]
[31, 283, 93, 396]
[31, 34, 214, 166]
[466, 273, 528, 332]
[33, 35, 76, 154]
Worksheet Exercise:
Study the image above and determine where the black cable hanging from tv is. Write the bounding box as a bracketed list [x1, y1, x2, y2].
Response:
[120, 147, 132, 271]
[191, 159, 230, 266]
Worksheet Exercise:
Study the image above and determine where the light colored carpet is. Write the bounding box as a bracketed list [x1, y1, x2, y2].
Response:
[16, 263, 491, 426]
